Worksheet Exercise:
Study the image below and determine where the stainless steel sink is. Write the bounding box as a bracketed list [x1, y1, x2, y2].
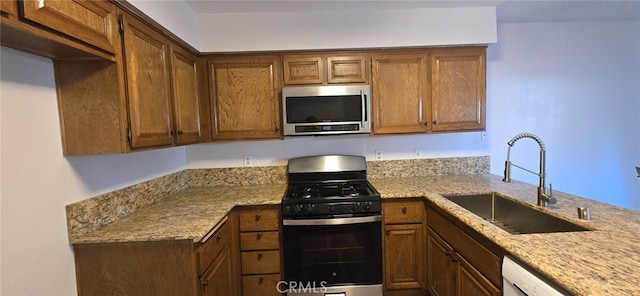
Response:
[443, 192, 591, 234]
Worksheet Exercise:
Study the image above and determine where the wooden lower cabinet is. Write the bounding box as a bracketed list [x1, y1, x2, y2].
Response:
[427, 206, 502, 296]
[201, 246, 235, 296]
[236, 206, 282, 296]
[382, 199, 427, 295]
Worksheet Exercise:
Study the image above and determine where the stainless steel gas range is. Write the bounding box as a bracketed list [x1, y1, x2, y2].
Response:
[281, 155, 383, 296]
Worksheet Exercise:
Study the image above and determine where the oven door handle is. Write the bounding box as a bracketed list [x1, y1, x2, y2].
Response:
[283, 215, 381, 226]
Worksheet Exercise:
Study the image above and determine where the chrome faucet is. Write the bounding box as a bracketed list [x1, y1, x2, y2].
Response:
[502, 133, 557, 207]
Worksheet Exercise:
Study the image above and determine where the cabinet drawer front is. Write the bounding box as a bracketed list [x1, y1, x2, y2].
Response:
[197, 221, 231, 275]
[242, 274, 282, 296]
[383, 200, 425, 224]
[241, 250, 281, 274]
[327, 55, 368, 84]
[240, 231, 280, 251]
[239, 208, 280, 232]
[427, 207, 501, 286]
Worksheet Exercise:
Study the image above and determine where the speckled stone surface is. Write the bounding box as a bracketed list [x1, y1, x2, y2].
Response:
[371, 174, 640, 295]
[66, 156, 640, 295]
[68, 184, 285, 243]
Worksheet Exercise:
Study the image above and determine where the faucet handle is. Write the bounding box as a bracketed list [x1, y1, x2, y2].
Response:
[547, 183, 557, 204]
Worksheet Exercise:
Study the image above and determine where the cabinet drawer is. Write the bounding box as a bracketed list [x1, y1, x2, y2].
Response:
[238, 208, 280, 232]
[241, 250, 281, 274]
[383, 200, 425, 224]
[197, 220, 231, 275]
[242, 274, 282, 296]
[240, 231, 280, 251]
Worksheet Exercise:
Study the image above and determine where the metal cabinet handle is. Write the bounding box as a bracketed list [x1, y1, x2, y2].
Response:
[257, 252, 263, 260]
[255, 214, 261, 221]
[275, 126, 280, 132]
[202, 280, 209, 287]
[256, 232, 262, 240]
[258, 276, 265, 284]
[423, 121, 428, 127]
[432, 120, 438, 125]
[215, 234, 222, 241]
[451, 256, 459, 262]
[445, 250, 452, 256]
[401, 207, 407, 214]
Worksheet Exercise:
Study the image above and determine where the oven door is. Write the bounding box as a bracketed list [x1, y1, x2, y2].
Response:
[282, 216, 382, 288]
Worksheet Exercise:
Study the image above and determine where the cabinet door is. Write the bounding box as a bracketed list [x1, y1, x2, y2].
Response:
[327, 54, 367, 84]
[427, 229, 454, 296]
[171, 45, 202, 145]
[283, 55, 324, 85]
[371, 52, 429, 134]
[430, 48, 486, 132]
[456, 255, 500, 296]
[209, 56, 282, 140]
[201, 246, 236, 296]
[384, 223, 425, 291]
[20, 0, 117, 53]
[121, 14, 175, 149]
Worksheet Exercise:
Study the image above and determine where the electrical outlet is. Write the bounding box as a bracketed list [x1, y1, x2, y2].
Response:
[414, 148, 422, 159]
[243, 155, 252, 166]
[375, 150, 383, 160]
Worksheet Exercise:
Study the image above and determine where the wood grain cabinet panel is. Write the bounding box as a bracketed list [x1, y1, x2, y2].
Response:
[382, 200, 427, 295]
[121, 14, 175, 149]
[20, 0, 117, 53]
[430, 48, 486, 132]
[283, 55, 324, 85]
[283, 53, 368, 85]
[242, 274, 282, 296]
[201, 246, 236, 296]
[1, 0, 17, 16]
[327, 55, 367, 83]
[427, 206, 502, 296]
[170, 45, 203, 145]
[371, 52, 429, 135]
[208, 55, 282, 140]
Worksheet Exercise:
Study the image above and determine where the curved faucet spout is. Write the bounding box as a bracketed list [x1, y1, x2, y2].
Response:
[502, 133, 556, 207]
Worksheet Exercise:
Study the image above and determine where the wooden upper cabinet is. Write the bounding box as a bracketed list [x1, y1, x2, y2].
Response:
[283, 53, 367, 85]
[371, 52, 429, 135]
[283, 55, 324, 85]
[1, 0, 17, 16]
[121, 14, 175, 149]
[20, 0, 117, 54]
[208, 55, 282, 140]
[430, 47, 486, 132]
[170, 45, 202, 145]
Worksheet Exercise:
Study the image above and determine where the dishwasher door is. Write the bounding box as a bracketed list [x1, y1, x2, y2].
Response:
[502, 256, 565, 296]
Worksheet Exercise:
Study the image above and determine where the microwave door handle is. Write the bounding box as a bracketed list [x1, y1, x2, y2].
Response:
[360, 90, 366, 128]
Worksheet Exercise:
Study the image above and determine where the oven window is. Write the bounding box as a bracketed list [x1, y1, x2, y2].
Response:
[285, 95, 363, 123]
[282, 221, 382, 286]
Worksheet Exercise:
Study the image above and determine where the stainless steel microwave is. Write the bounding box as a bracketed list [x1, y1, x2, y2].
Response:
[282, 85, 372, 136]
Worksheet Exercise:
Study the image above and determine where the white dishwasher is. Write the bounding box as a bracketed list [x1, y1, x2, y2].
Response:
[502, 256, 566, 296]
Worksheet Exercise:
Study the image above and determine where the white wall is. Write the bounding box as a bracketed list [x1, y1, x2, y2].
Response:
[196, 7, 497, 52]
[127, 0, 201, 49]
[486, 20, 640, 210]
[0, 47, 187, 295]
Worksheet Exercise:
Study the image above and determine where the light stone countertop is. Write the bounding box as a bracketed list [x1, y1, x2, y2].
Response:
[70, 174, 640, 295]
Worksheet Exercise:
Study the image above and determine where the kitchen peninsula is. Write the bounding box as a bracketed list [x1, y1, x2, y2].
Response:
[67, 157, 640, 295]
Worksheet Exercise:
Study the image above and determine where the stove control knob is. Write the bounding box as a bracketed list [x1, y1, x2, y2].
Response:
[363, 202, 372, 211]
[292, 205, 303, 214]
[351, 202, 361, 212]
[302, 204, 315, 214]
[328, 204, 335, 212]
[284, 206, 292, 214]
